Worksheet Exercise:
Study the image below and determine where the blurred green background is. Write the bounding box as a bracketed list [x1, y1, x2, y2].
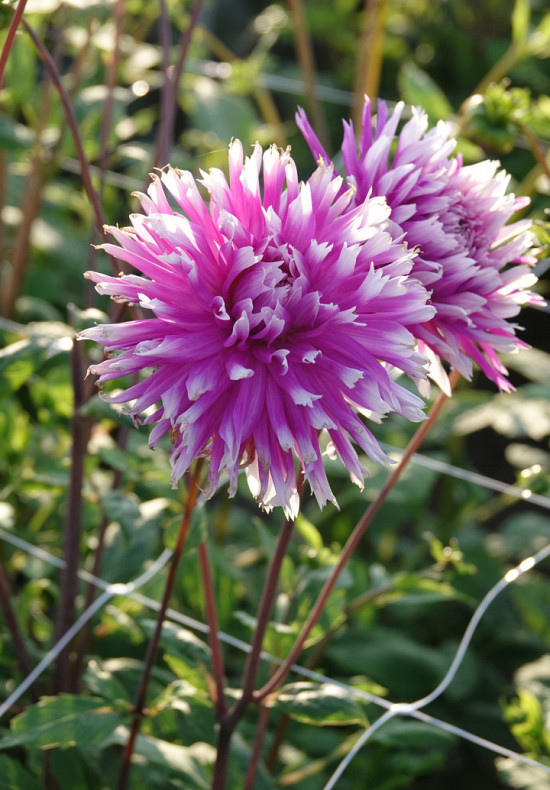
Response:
[0, 0, 550, 788]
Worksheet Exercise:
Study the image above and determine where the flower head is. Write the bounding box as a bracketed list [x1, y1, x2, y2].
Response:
[297, 97, 542, 394]
[81, 141, 434, 518]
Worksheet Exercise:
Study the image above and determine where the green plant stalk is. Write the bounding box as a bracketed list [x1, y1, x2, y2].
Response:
[198, 539, 227, 718]
[116, 459, 203, 790]
[473, 42, 523, 97]
[255, 369, 461, 702]
[517, 122, 550, 181]
[353, 0, 389, 129]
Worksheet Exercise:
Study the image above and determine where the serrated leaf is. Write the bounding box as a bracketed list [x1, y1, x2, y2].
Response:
[272, 682, 368, 727]
[0, 755, 42, 790]
[0, 696, 125, 750]
[397, 63, 453, 123]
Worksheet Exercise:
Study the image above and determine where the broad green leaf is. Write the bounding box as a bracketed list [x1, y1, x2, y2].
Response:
[104, 727, 213, 789]
[0, 696, 126, 750]
[0, 755, 42, 790]
[83, 659, 132, 705]
[163, 654, 210, 693]
[371, 718, 456, 749]
[142, 621, 211, 667]
[397, 63, 453, 122]
[50, 747, 96, 790]
[272, 682, 368, 727]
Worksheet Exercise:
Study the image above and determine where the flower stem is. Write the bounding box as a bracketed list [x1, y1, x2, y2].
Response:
[0, 0, 28, 89]
[116, 460, 203, 790]
[19, 17, 112, 257]
[210, 495, 301, 790]
[52, 338, 90, 693]
[198, 539, 227, 718]
[255, 370, 460, 702]
[243, 704, 271, 790]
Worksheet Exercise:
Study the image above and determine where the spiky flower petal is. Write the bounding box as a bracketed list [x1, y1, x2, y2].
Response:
[297, 97, 542, 394]
[81, 141, 434, 517]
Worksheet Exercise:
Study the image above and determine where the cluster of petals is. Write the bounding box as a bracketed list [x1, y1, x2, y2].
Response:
[297, 97, 542, 394]
[81, 140, 435, 517]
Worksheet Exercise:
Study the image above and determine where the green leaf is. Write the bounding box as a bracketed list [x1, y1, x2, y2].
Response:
[163, 654, 210, 694]
[371, 718, 457, 749]
[295, 514, 323, 551]
[104, 727, 213, 789]
[0, 696, 126, 750]
[272, 682, 368, 727]
[50, 747, 96, 790]
[83, 659, 132, 705]
[143, 621, 211, 667]
[0, 755, 42, 790]
[397, 63, 453, 123]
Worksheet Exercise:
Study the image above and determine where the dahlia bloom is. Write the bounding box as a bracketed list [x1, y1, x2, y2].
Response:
[80, 141, 435, 518]
[297, 97, 541, 394]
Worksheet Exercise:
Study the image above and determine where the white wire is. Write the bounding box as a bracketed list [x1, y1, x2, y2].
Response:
[323, 544, 550, 789]
[2, 528, 550, 780]
[0, 548, 172, 719]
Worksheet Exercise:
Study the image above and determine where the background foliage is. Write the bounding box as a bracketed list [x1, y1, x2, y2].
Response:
[0, 0, 549, 787]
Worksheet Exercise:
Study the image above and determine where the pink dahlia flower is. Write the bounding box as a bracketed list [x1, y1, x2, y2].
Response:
[81, 141, 434, 518]
[297, 97, 542, 394]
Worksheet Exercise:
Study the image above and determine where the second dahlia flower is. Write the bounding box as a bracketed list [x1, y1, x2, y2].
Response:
[297, 97, 542, 394]
[81, 141, 434, 518]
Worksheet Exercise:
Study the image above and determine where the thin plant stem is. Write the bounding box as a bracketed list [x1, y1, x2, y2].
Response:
[152, 0, 206, 168]
[287, 0, 329, 151]
[210, 495, 302, 790]
[52, 339, 90, 693]
[198, 539, 227, 718]
[211, 497, 301, 790]
[0, 0, 29, 89]
[255, 370, 461, 702]
[353, 0, 389, 129]
[116, 460, 204, 790]
[18, 17, 113, 260]
[473, 42, 522, 97]
[0, 562, 39, 702]
[98, 0, 125, 188]
[517, 123, 550, 181]
[71, 423, 131, 688]
[243, 704, 271, 790]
